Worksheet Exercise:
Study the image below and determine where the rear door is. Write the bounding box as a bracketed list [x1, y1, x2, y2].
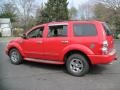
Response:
[44, 23, 70, 61]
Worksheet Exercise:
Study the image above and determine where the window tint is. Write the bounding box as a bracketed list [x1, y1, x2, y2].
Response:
[48, 25, 67, 37]
[73, 24, 97, 36]
[102, 23, 112, 35]
[27, 27, 44, 38]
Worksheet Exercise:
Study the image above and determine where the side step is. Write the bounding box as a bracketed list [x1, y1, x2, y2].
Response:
[24, 58, 64, 65]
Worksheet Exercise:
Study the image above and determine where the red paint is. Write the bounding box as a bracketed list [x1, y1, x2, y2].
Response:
[6, 21, 117, 65]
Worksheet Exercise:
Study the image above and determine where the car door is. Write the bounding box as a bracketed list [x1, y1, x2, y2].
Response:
[21, 26, 45, 59]
[44, 24, 70, 61]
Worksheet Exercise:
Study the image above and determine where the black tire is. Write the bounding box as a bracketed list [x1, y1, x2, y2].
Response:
[9, 48, 23, 65]
[66, 54, 89, 76]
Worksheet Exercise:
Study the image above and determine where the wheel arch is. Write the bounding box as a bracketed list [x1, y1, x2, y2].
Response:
[8, 45, 24, 57]
[64, 50, 92, 65]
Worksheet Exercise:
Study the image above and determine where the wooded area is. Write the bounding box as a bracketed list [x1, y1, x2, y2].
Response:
[0, 0, 120, 38]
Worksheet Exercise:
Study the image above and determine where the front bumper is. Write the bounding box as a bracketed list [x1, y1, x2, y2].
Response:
[88, 49, 117, 64]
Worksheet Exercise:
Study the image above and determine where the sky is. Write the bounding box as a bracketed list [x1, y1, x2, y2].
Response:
[36, 0, 88, 9]
[68, 0, 88, 8]
[0, 0, 88, 9]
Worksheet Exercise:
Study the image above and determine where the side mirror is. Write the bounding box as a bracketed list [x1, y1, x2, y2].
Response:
[21, 34, 27, 39]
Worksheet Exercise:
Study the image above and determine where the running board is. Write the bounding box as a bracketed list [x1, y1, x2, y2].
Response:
[24, 58, 64, 65]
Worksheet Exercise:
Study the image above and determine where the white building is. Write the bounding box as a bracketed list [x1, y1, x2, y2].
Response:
[0, 18, 12, 36]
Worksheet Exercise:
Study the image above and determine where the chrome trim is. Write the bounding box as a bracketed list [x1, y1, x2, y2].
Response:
[48, 23, 68, 26]
[24, 58, 64, 64]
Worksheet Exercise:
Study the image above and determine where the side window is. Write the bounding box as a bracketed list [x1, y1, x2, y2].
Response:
[27, 27, 44, 38]
[73, 24, 97, 36]
[48, 25, 67, 37]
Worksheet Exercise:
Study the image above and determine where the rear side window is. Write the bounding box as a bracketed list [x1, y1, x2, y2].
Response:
[102, 23, 112, 35]
[73, 24, 97, 36]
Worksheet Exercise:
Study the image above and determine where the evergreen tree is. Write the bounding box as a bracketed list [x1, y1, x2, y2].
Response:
[36, 3, 49, 24]
[36, 0, 69, 24]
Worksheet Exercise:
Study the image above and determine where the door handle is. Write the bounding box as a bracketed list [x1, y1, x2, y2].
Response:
[37, 41, 43, 44]
[61, 40, 69, 44]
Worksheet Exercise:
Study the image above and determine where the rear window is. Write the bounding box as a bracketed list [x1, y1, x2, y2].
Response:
[73, 24, 97, 36]
[102, 23, 113, 35]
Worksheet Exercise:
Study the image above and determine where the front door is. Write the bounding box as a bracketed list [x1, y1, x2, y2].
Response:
[21, 27, 45, 59]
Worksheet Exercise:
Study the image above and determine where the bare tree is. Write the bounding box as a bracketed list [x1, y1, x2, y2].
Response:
[10, 0, 36, 30]
[0, 2, 17, 22]
[78, 2, 95, 20]
[94, 0, 120, 36]
[97, 0, 120, 10]
[69, 6, 78, 20]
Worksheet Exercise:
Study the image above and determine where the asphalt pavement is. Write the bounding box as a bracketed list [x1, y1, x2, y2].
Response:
[0, 39, 120, 90]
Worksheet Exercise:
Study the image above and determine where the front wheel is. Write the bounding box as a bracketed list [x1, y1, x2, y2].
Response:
[9, 48, 23, 65]
[66, 54, 89, 76]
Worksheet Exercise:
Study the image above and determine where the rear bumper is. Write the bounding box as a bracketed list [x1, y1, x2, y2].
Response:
[88, 49, 117, 64]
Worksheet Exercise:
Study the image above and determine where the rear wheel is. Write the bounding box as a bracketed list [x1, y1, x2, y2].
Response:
[66, 54, 89, 76]
[9, 48, 23, 65]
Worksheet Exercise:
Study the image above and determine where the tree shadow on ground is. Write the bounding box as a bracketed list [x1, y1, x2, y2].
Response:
[89, 65, 108, 75]
[23, 61, 107, 75]
[23, 60, 64, 71]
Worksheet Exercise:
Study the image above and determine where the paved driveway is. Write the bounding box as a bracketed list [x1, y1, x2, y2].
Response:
[0, 39, 120, 90]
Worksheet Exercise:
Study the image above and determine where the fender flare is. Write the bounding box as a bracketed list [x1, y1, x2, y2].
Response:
[8, 42, 25, 57]
[60, 44, 94, 60]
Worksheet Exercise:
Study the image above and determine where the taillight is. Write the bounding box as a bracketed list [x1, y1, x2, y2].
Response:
[102, 40, 109, 55]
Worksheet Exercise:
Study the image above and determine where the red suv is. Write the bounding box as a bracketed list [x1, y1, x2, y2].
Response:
[6, 21, 117, 76]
